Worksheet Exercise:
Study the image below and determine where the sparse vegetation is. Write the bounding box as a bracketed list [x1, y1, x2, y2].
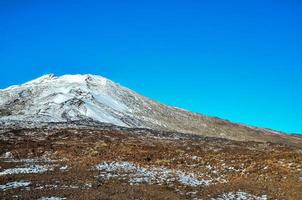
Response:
[0, 125, 301, 199]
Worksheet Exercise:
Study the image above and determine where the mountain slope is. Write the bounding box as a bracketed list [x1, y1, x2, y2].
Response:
[0, 74, 300, 144]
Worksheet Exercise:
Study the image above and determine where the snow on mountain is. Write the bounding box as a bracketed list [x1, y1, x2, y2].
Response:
[0, 74, 291, 143]
[0, 74, 194, 129]
[1, 74, 142, 127]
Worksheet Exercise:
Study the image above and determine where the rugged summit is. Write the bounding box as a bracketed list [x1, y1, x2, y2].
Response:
[0, 74, 300, 144]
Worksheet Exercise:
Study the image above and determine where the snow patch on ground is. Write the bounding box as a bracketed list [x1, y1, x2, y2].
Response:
[2, 157, 54, 163]
[0, 164, 51, 175]
[0, 180, 31, 191]
[211, 191, 267, 200]
[1, 151, 14, 158]
[59, 165, 69, 171]
[38, 197, 66, 200]
[34, 183, 92, 190]
[96, 161, 213, 187]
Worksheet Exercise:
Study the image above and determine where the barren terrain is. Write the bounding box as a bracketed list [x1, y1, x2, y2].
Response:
[0, 123, 301, 199]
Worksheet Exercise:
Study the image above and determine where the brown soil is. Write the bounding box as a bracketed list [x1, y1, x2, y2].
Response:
[0, 127, 302, 199]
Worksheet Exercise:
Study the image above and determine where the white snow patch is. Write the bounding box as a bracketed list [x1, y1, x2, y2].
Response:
[96, 161, 212, 187]
[23, 74, 56, 86]
[60, 74, 87, 84]
[0, 180, 31, 191]
[84, 102, 127, 126]
[178, 173, 211, 186]
[211, 191, 267, 200]
[0, 165, 51, 175]
[34, 183, 92, 190]
[1, 156, 54, 163]
[1, 151, 13, 158]
[59, 165, 68, 171]
[93, 93, 128, 112]
[52, 94, 71, 104]
[38, 197, 66, 200]
[191, 156, 198, 160]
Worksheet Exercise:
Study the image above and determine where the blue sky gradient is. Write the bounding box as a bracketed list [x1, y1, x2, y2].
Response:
[0, 0, 301, 133]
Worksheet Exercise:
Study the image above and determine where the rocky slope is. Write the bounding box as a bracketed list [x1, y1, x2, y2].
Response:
[0, 123, 301, 199]
[0, 74, 300, 145]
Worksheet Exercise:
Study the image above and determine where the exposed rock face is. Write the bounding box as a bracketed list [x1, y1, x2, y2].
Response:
[0, 74, 300, 144]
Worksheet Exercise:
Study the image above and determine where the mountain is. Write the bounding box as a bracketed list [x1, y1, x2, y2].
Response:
[0, 74, 300, 145]
[1, 74, 302, 200]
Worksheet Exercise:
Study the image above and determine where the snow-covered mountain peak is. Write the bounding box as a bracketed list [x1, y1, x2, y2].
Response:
[0, 74, 287, 142]
[0, 74, 131, 125]
[23, 74, 55, 85]
[21, 74, 109, 88]
[2, 73, 196, 130]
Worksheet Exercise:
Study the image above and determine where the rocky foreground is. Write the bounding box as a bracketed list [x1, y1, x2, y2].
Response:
[0, 122, 302, 199]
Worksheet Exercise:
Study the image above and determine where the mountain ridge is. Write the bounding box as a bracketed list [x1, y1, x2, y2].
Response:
[0, 74, 300, 146]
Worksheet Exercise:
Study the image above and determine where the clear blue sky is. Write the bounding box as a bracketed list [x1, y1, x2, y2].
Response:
[0, 0, 301, 133]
